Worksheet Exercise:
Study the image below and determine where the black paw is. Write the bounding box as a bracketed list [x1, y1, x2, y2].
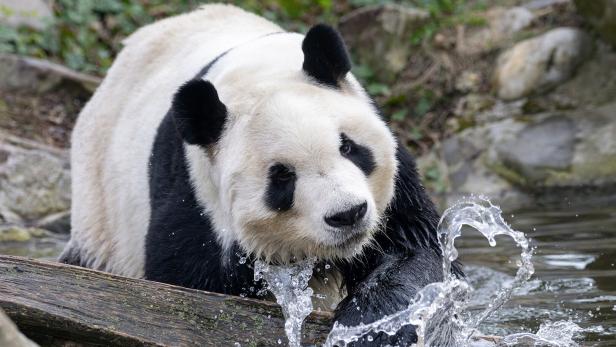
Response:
[339, 325, 418, 347]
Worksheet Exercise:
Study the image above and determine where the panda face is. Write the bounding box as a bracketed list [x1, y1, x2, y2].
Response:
[180, 26, 397, 263]
[191, 82, 397, 263]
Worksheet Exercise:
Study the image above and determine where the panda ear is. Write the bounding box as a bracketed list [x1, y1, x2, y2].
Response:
[171, 79, 227, 146]
[302, 24, 351, 87]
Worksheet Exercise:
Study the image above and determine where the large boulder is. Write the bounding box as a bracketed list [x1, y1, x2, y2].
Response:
[0, 0, 52, 30]
[0, 133, 70, 223]
[574, 0, 616, 48]
[494, 28, 592, 100]
[440, 104, 616, 210]
[338, 3, 429, 82]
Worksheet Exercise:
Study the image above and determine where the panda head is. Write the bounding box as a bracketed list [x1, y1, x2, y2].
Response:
[174, 25, 398, 263]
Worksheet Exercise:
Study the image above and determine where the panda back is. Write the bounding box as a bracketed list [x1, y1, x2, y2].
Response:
[67, 4, 283, 277]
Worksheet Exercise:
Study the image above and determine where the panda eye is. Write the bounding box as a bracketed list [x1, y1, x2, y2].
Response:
[340, 134, 353, 156]
[270, 163, 296, 182]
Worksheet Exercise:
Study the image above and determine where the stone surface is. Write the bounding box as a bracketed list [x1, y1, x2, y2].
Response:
[0, 224, 67, 260]
[439, 104, 616, 210]
[338, 3, 429, 81]
[35, 210, 70, 234]
[0, 0, 52, 30]
[574, 0, 616, 48]
[0, 133, 70, 223]
[0, 54, 101, 94]
[0, 307, 39, 347]
[494, 27, 592, 100]
[459, 6, 535, 56]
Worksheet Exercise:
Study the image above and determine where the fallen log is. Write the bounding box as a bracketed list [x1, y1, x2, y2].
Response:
[0, 255, 332, 346]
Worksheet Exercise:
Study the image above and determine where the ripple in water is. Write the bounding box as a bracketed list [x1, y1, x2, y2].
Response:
[256, 196, 586, 346]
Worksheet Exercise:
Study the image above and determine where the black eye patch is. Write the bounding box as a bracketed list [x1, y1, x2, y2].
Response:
[340, 133, 376, 176]
[265, 163, 296, 212]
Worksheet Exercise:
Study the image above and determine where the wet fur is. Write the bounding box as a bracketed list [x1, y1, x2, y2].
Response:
[61, 5, 456, 345]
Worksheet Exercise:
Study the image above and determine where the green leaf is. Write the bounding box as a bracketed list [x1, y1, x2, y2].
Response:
[391, 108, 408, 121]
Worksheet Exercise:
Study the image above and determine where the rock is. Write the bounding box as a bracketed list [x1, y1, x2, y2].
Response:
[543, 41, 616, 110]
[455, 71, 482, 93]
[492, 116, 575, 184]
[0, 54, 101, 94]
[0, 133, 70, 223]
[459, 7, 535, 55]
[524, 0, 570, 11]
[439, 103, 616, 210]
[338, 4, 429, 81]
[35, 210, 70, 234]
[491, 7, 535, 37]
[0, 224, 67, 259]
[0, 307, 39, 347]
[574, 0, 616, 48]
[494, 27, 592, 100]
[0, 0, 52, 30]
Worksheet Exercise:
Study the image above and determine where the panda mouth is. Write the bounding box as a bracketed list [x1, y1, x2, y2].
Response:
[327, 226, 370, 248]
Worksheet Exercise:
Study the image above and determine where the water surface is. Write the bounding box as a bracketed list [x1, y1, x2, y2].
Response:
[459, 207, 616, 345]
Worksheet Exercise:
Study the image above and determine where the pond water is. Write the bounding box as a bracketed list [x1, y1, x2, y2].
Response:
[2, 204, 615, 345]
[460, 206, 616, 345]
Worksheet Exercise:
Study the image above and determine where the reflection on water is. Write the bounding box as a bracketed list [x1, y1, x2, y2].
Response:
[459, 207, 616, 345]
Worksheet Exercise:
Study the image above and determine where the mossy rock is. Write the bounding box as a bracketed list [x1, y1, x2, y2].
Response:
[574, 0, 616, 48]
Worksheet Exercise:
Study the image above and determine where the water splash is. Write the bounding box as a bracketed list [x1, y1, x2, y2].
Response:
[257, 196, 584, 347]
[324, 196, 583, 347]
[499, 320, 583, 346]
[254, 257, 316, 347]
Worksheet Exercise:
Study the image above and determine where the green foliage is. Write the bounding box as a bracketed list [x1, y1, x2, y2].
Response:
[0, 0, 338, 75]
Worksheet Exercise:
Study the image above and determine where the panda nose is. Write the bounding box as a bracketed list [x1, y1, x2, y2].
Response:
[325, 202, 368, 228]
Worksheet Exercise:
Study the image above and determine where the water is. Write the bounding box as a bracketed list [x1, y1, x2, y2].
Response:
[259, 197, 616, 346]
[3, 199, 615, 345]
[254, 257, 316, 347]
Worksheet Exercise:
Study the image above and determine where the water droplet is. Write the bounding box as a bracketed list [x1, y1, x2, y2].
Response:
[367, 335, 373, 342]
[239, 256, 247, 264]
[325, 264, 331, 270]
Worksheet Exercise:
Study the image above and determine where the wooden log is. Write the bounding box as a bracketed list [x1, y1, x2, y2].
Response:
[0, 255, 333, 346]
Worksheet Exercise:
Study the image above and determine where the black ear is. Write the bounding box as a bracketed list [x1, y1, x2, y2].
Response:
[302, 24, 352, 87]
[172, 79, 227, 146]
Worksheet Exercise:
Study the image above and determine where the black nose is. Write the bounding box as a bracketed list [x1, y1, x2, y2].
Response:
[324, 202, 368, 228]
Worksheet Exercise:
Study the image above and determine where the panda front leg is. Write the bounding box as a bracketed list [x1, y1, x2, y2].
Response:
[333, 248, 445, 346]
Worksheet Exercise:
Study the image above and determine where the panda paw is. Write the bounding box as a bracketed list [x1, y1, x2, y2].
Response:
[336, 325, 418, 347]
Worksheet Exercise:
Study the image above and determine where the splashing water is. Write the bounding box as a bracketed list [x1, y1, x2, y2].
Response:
[254, 257, 316, 347]
[325, 196, 586, 346]
[257, 196, 585, 346]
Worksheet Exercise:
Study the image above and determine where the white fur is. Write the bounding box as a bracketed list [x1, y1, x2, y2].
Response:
[69, 4, 397, 283]
[70, 5, 283, 277]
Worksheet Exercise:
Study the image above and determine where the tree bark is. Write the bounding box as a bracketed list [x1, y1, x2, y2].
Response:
[0, 255, 332, 346]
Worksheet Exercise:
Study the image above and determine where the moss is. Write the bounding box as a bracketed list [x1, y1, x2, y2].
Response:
[0, 226, 32, 242]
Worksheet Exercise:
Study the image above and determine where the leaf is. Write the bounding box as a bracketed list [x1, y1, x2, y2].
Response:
[391, 108, 408, 121]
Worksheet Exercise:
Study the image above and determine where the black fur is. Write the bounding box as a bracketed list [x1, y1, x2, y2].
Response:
[265, 163, 296, 211]
[302, 24, 351, 87]
[81, 31, 456, 345]
[146, 108, 262, 296]
[172, 79, 227, 146]
[340, 133, 376, 176]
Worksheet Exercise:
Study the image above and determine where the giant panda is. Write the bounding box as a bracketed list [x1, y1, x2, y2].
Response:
[60, 4, 455, 346]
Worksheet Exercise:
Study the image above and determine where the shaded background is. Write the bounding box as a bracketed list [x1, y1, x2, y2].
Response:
[0, 0, 615, 344]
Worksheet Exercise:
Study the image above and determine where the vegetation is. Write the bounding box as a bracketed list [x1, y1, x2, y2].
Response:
[0, 0, 486, 178]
